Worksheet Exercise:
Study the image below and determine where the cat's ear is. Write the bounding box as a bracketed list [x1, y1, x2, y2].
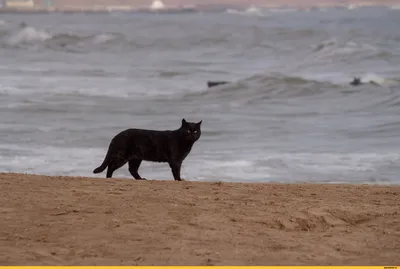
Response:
[196, 120, 202, 127]
[182, 118, 187, 126]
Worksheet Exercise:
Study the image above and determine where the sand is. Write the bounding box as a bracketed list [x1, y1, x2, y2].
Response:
[0, 172, 399, 265]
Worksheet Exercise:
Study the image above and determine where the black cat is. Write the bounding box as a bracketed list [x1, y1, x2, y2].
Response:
[93, 119, 202, 181]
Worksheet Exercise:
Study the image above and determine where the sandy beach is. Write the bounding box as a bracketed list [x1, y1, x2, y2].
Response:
[0, 173, 399, 265]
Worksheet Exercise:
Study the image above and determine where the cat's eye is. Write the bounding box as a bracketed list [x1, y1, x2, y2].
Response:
[194, 130, 198, 133]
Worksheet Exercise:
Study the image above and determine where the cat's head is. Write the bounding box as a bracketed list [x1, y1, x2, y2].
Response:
[180, 118, 202, 142]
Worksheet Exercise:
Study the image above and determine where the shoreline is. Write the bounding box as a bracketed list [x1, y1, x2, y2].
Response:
[1, 172, 399, 265]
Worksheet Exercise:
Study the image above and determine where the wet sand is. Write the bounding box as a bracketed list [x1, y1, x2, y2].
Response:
[0, 173, 399, 265]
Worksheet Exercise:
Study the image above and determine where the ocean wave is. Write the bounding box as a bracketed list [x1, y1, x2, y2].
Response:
[225, 5, 265, 17]
[0, 22, 127, 51]
[182, 71, 400, 112]
[0, 144, 105, 177]
[347, 73, 400, 87]
[4, 26, 52, 46]
[254, 152, 400, 183]
[358, 73, 385, 85]
[267, 8, 298, 14]
[312, 38, 378, 57]
[183, 73, 339, 102]
[158, 70, 189, 78]
[0, 21, 232, 52]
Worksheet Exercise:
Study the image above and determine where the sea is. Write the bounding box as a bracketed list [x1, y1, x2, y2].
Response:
[1, 6, 400, 184]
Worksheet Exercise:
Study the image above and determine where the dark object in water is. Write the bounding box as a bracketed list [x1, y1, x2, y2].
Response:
[207, 81, 229, 88]
[350, 77, 362, 86]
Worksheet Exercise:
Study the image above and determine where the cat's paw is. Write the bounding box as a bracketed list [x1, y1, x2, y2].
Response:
[137, 178, 147, 180]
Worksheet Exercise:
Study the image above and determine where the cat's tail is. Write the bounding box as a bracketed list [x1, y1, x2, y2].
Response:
[93, 148, 111, 174]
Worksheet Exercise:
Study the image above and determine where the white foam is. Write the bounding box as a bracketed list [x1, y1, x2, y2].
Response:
[347, 4, 357, 10]
[0, 76, 185, 100]
[1, 142, 399, 183]
[312, 38, 378, 59]
[267, 8, 297, 13]
[245, 5, 263, 16]
[6, 26, 52, 46]
[0, 143, 275, 181]
[92, 33, 120, 44]
[0, 144, 104, 177]
[225, 9, 241, 14]
[225, 6, 265, 17]
[259, 152, 400, 176]
[182, 158, 274, 182]
[360, 73, 385, 85]
[150, 0, 165, 10]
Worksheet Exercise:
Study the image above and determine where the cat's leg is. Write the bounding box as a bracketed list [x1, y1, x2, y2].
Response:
[106, 157, 127, 178]
[169, 161, 184, 181]
[128, 159, 146, 180]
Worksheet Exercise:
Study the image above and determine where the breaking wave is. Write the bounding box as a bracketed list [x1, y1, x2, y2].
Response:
[183, 72, 400, 111]
[225, 5, 265, 17]
[0, 22, 126, 51]
[312, 38, 380, 59]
